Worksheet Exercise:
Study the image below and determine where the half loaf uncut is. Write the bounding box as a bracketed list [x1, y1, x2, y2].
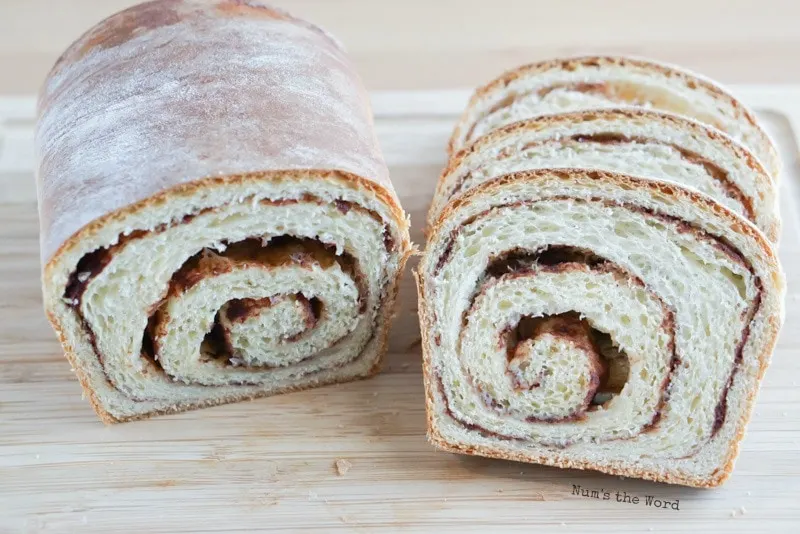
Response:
[35, 0, 411, 423]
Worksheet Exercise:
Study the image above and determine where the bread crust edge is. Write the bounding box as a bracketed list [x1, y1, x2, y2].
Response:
[430, 108, 779, 242]
[446, 55, 780, 179]
[42, 169, 412, 423]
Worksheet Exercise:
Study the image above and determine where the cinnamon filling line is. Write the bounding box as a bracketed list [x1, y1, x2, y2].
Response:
[432, 198, 761, 453]
[63, 196, 394, 400]
[464, 82, 616, 142]
[447, 133, 754, 222]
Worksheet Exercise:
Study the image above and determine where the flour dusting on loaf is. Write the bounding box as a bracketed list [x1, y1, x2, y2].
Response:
[37, 0, 393, 261]
[35, 0, 410, 423]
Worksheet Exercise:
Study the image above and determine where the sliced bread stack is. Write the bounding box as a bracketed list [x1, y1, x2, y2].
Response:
[417, 56, 785, 487]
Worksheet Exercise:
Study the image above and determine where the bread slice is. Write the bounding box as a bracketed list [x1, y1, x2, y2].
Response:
[417, 168, 784, 487]
[36, 0, 411, 422]
[431, 109, 779, 241]
[448, 56, 780, 179]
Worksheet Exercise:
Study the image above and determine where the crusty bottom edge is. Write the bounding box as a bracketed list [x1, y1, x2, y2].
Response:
[48, 245, 411, 425]
[426, 421, 733, 488]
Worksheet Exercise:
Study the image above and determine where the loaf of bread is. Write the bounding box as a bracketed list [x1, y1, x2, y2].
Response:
[35, 0, 410, 422]
[418, 168, 784, 487]
[448, 56, 780, 179]
[431, 109, 780, 241]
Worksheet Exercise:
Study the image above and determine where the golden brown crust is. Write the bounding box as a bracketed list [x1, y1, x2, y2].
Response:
[429, 107, 779, 241]
[417, 168, 783, 488]
[43, 169, 409, 283]
[214, 0, 295, 20]
[432, 169, 777, 264]
[447, 56, 780, 178]
[426, 430, 726, 488]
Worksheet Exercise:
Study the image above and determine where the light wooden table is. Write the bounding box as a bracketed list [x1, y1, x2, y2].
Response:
[2, 2, 800, 533]
[1, 0, 800, 93]
[2, 87, 800, 533]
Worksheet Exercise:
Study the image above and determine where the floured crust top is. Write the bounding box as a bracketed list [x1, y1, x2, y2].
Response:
[36, 0, 392, 263]
[47, 0, 345, 81]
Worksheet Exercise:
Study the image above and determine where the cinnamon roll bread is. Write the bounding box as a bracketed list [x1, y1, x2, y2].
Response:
[35, 0, 411, 422]
[431, 109, 780, 241]
[417, 169, 784, 487]
[448, 56, 780, 179]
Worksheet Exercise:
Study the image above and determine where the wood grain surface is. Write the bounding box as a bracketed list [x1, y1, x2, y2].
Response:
[1, 88, 799, 532]
[1, 0, 800, 94]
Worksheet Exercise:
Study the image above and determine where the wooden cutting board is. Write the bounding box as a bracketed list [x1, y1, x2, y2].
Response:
[2, 88, 800, 533]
